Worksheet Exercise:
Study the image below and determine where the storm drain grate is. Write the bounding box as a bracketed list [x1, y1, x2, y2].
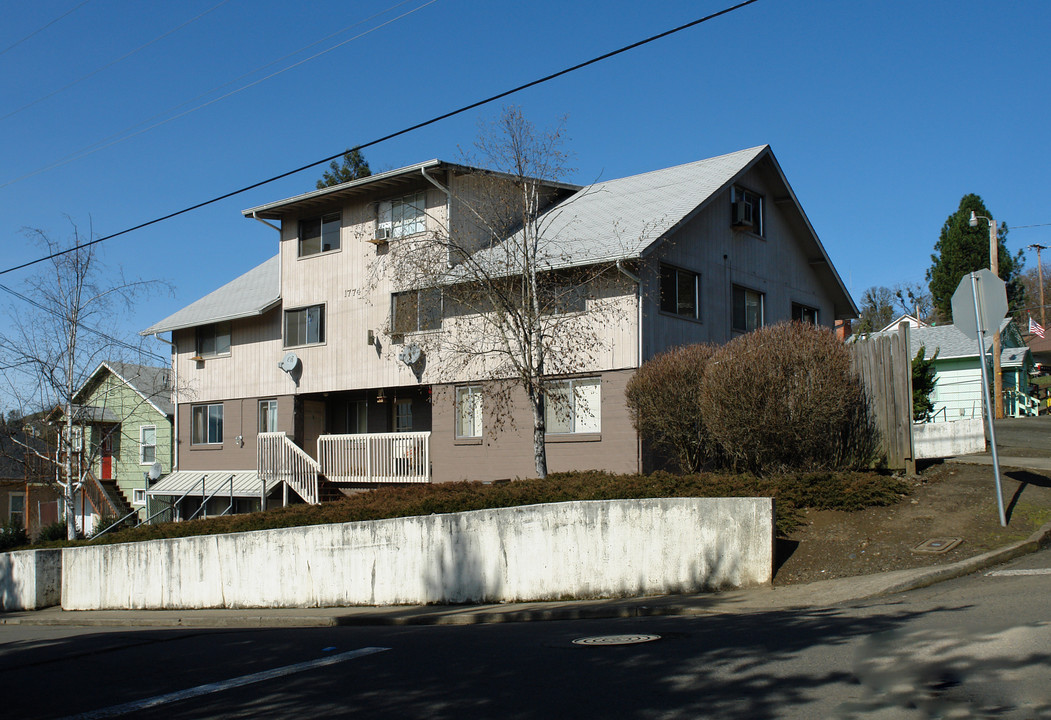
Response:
[572, 634, 661, 646]
[912, 537, 963, 554]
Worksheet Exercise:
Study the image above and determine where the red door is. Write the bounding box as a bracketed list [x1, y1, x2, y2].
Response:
[101, 433, 113, 480]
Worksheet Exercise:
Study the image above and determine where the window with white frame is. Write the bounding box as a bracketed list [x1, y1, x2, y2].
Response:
[732, 285, 764, 333]
[731, 186, 764, 236]
[659, 265, 700, 319]
[378, 191, 427, 239]
[284, 304, 325, 347]
[259, 399, 279, 433]
[133, 489, 147, 506]
[455, 386, 483, 439]
[545, 377, 601, 435]
[298, 212, 341, 256]
[139, 425, 157, 464]
[191, 403, 223, 445]
[195, 322, 231, 357]
[792, 302, 818, 324]
[9, 492, 25, 528]
[392, 288, 441, 334]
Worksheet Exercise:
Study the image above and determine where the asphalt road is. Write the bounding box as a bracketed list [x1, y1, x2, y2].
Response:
[993, 415, 1051, 456]
[2, 550, 1050, 719]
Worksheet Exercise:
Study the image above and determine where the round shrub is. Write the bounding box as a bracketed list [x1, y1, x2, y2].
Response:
[699, 322, 877, 473]
[626, 344, 723, 472]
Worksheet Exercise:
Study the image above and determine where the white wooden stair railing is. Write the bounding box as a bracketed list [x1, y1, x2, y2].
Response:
[257, 432, 320, 505]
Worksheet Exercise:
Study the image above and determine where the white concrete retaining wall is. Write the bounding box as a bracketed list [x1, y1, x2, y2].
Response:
[0, 549, 62, 611]
[913, 418, 986, 460]
[62, 498, 774, 610]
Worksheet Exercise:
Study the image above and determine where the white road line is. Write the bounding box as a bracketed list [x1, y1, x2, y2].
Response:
[64, 646, 390, 719]
[986, 568, 1051, 577]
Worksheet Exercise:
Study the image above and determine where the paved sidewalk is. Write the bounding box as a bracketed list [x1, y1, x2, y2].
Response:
[949, 454, 1051, 472]
[4, 520, 1049, 630]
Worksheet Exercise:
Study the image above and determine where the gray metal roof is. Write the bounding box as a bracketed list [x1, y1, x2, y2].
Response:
[885, 319, 1018, 360]
[147, 470, 275, 498]
[142, 254, 280, 335]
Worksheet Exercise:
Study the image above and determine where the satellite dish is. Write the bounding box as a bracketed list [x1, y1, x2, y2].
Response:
[148, 462, 163, 480]
[278, 351, 299, 373]
[398, 343, 422, 366]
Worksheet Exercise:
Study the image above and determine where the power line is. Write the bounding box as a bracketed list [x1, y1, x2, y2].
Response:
[0, 282, 166, 361]
[1, 0, 234, 123]
[0, 0, 93, 58]
[1, 0, 437, 189]
[0, 0, 760, 277]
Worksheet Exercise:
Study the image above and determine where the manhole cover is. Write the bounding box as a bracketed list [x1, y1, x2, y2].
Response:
[913, 537, 963, 554]
[572, 634, 661, 646]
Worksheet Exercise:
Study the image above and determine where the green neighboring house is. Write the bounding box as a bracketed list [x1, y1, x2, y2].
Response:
[50, 362, 173, 525]
[897, 320, 1036, 421]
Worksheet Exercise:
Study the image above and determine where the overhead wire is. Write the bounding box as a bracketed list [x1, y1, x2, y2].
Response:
[1, 0, 437, 189]
[1, 0, 235, 123]
[0, 0, 93, 58]
[0, 0, 761, 277]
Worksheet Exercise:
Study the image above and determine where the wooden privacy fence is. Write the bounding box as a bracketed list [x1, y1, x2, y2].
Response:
[848, 325, 915, 473]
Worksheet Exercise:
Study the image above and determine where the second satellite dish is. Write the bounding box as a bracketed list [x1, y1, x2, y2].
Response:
[398, 343, 422, 366]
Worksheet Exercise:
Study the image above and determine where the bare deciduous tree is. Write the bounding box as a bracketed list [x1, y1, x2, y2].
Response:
[0, 221, 165, 539]
[370, 108, 628, 478]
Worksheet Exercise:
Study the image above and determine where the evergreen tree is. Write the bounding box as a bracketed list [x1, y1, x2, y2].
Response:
[856, 286, 895, 333]
[911, 346, 938, 421]
[316, 148, 371, 189]
[926, 194, 1025, 321]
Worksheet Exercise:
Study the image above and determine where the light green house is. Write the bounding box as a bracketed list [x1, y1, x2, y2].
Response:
[901, 320, 1036, 421]
[51, 362, 174, 524]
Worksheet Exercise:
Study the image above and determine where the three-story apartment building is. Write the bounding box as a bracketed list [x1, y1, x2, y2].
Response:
[143, 145, 857, 508]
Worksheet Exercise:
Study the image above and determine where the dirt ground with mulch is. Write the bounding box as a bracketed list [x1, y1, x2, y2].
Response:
[773, 460, 1051, 585]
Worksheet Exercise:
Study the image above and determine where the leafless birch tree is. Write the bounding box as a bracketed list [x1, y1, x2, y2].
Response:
[0, 222, 164, 538]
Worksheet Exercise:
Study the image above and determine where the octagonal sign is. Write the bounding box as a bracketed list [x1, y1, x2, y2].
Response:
[951, 268, 1008, 341]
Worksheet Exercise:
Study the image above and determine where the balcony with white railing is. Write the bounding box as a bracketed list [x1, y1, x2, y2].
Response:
[317, 431, 431, 484]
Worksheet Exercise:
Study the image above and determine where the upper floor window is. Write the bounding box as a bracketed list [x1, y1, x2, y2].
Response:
[379, 191, 427, 239]
[659, 265, 699, 319]
[196, 322, 231, 358]
[792, 303, 819, 324]
[455, 386, 483, 439]
[731, 186, 763, 236]
[191, 403, 223, 445]
[139, 425, 157, 464]
[259, 399, 279, 433]
[284, 304, 325, 347]
[545, 377, 601, 435]
[733, 285, 764, 333]
[392, 288, 441, 334]
[298, 212, 341, 257]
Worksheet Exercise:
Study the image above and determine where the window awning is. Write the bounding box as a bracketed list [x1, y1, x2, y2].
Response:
[146, 470, 277, 498]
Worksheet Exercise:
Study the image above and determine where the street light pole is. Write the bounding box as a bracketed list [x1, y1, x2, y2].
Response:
[1029, 243, 1047, 328]
[970, 210, 1004, 419]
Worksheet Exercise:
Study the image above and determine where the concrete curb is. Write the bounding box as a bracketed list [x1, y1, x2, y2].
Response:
[3, 521, 1050, 629]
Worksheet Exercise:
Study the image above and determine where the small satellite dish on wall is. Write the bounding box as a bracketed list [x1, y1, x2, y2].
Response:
[278, 351, 300, 373]
[398, 343, 422, 366]
[149, 462, 163, 480]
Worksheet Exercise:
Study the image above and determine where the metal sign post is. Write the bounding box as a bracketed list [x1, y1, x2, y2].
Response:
[952, 269, 1008, 527]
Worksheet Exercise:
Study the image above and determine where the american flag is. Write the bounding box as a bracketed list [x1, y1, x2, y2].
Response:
[1030, 316, 1046, 339]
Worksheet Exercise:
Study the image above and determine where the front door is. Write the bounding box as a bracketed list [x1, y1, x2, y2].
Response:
[302, 400, 326, 460]
[100, 433, 114, 480]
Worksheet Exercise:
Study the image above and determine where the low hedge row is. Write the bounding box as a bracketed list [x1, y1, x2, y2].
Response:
[32, 469, 910, 549]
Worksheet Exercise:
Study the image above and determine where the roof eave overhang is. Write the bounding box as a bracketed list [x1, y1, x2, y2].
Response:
[141, 297, 281, 336]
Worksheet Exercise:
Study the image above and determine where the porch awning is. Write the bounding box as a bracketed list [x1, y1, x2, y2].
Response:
[147, 470, 276, 498]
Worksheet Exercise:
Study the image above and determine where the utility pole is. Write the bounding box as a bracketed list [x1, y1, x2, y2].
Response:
[970, 211, 1003, 419]
[1029, 243, 1047, 328]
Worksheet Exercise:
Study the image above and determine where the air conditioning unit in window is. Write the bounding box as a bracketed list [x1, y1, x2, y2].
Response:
[732, 200, 754, 227]
[369, 227, 392, 244]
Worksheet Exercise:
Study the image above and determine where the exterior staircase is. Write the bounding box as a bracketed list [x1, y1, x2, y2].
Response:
[82, 470, 135, 520]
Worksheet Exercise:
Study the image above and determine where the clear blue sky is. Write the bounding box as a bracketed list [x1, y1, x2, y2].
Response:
[2, 0, 1049, 389]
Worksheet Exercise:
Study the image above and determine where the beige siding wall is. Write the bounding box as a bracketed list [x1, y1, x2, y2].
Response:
[430, 369, 639, 483]
[642, 161, 839, 358]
